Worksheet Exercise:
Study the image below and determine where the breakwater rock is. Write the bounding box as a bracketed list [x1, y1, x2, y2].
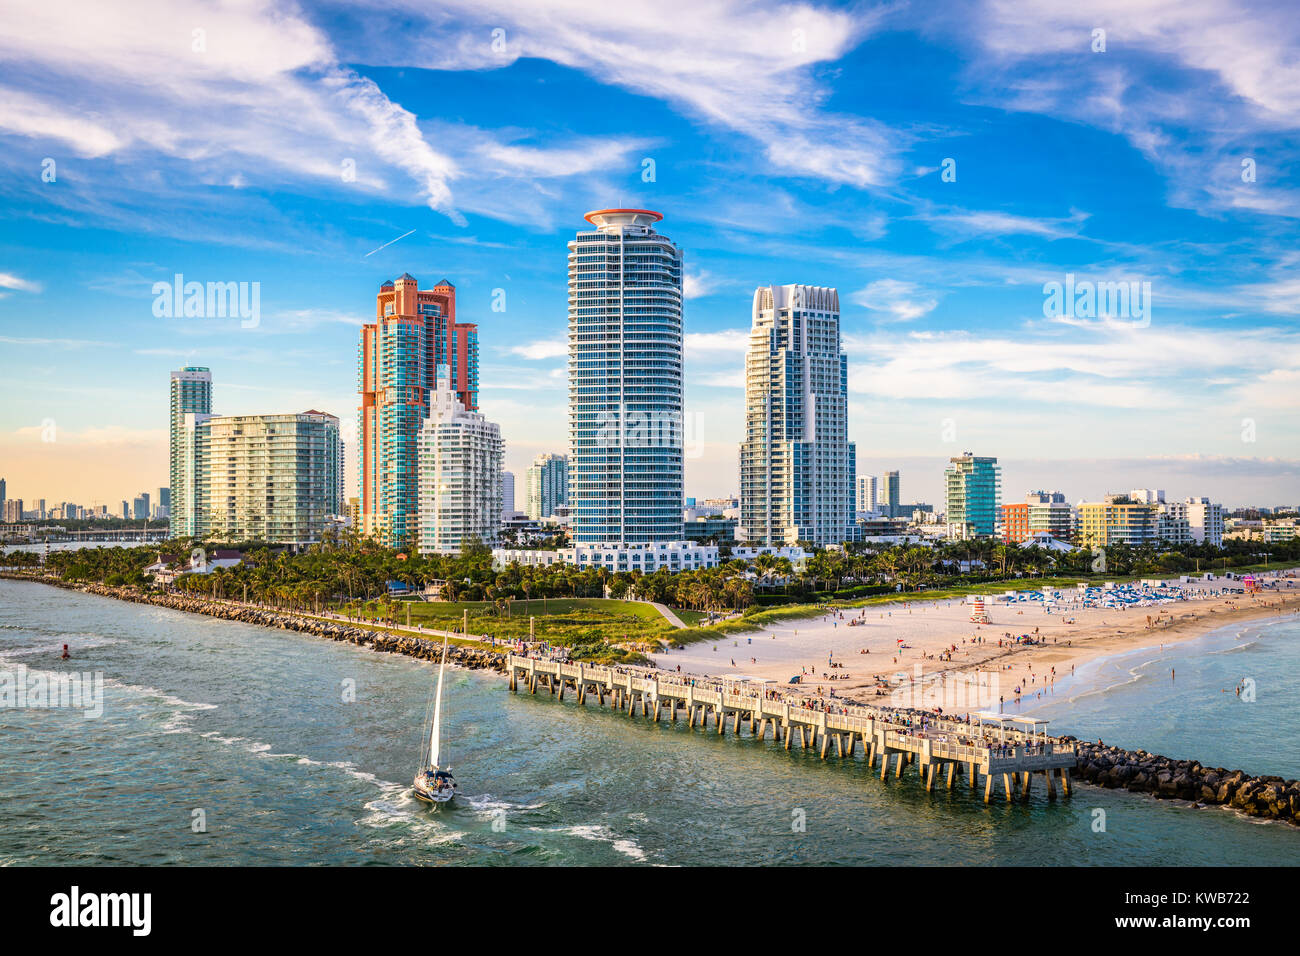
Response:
[1069, 739, 1300, 825]
[0, 573, 507, 674]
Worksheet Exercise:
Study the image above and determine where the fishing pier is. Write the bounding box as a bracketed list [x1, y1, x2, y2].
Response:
[508, 655, 1077, 803]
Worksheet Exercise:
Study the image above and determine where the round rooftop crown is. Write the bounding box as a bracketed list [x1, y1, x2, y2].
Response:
[583, 208, 663, 229]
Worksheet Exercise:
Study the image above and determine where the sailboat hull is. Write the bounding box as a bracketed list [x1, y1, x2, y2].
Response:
[412, 774, 456, 805]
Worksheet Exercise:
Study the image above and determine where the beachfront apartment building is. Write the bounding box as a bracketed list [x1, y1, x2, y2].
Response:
[416, 370, 503, 556]
[1225, 517, 1297, 543]
[525, 452, 569, 520]
[493, 540, 717, 572]
[568, 209, 683, 549]
[169, 367, 212, 538]
[1075, 495, 1162, 548]
[204, 412, 344, 545]
[359, 275, 479, 548]
[1001, 490, 1073, 544]
[175, 412, 214, 538]
[944, 453, 1001, 538]
[168, 369, 343, 545]
[739, 284, 857, 548]
[1165, 497, 1225, 546]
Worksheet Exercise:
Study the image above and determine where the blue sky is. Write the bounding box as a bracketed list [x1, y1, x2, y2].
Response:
[1, 0, 1298, 510]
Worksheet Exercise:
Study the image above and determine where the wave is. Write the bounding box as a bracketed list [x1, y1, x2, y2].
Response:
[538, 823, 650, 863]
[461, 793, 546, 814]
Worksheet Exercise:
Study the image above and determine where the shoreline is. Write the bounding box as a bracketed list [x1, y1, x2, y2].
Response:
[0, 572, 512, 674]
[653, 577, 1300, 714]
[6, 569, 1300, 827]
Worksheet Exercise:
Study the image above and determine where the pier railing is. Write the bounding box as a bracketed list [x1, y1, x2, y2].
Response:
[507, 654, 1077, 804]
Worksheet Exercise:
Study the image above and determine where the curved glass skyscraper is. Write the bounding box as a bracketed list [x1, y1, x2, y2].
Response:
[568, 209, 683, 545]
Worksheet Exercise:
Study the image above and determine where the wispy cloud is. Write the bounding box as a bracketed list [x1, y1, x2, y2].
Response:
[852, 279, 939, 322]
[0, 272, 41, 293]
[372, 0, 903, 188]
[509, 339, 567, 360]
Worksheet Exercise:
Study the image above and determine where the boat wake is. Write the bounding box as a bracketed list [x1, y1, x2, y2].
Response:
[534, 823, 651, 863]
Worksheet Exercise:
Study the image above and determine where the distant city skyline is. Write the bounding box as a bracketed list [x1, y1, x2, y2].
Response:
[2, 3, 1298, 507]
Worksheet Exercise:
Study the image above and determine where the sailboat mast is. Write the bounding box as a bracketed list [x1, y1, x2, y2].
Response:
[429, 634, 448, 768]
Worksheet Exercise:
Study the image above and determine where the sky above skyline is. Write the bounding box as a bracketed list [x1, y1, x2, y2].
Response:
[1, 0, 1298, 511]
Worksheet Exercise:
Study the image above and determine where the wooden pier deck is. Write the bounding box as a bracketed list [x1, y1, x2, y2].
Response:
[508, 655, 1077, 803]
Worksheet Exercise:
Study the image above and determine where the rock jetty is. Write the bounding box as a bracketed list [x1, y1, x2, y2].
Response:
[0, 573, 507, 674]
[1070, 739, 1300, 825]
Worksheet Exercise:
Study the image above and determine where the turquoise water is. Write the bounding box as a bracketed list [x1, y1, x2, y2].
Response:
[2, 578, 1298, 866]
[1020, 613, 1300, 779]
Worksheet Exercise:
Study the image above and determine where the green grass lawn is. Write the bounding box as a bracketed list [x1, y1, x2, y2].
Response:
[334, 596, 677, 648]
[670, 607, 710, 627]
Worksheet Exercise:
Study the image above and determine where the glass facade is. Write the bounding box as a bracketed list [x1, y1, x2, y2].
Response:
[204, 412, 343, 545]
[739, 285, 856, 547]
[568, 210, 683, 545]
[945, 454, 1002, 537]
[359, 275, 478, 548]
[169, 367, 212, 538]
[525, 452, 568, 520]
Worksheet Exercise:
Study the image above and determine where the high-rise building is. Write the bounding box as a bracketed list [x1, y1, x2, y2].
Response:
[169, 367, 212, 538]
[204, 411, 343, 545]
[856, 475, 878, 514]
[0, 477, 6, 516]
[525, 453, 569, 520]
[945, 453, 1001, 538]
[176, 412, 213, 537]
[417, 370, 502, 555]
[881, 470, 901, 517]
[359, 275, 479, 547]
[739, 284, 856, 548]
[3, 498, 23, 523]
[155, 487, 170, 520]
[132, 492, 150, 520]
[501, 470, 516, 518]
[568, 209, 683, 545]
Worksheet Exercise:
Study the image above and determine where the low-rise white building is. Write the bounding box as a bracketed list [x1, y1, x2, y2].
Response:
[493, 541, 718, 572]
[730, 545, 809, 569]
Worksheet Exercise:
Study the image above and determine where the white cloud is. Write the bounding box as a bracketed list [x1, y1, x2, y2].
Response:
[851, 279, 938, 322]
[685, 329, 750, 355]
[951, 0, 1300, 218]
[684, 271, 717, 300]
[0, 272, 41, 293]
[368, 0, 903, 188]
[0, 0, 463, 219]
[509, 339, 568, 360]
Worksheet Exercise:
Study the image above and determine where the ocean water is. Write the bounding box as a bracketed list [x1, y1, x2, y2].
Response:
[2, 578, 1298, 866]
[1021, 613, 1300, 780]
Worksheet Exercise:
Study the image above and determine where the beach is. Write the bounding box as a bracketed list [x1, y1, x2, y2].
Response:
[651, 574, 1300, 713]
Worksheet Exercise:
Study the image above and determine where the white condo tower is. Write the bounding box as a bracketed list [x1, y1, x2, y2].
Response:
[739, 284, 856, 547]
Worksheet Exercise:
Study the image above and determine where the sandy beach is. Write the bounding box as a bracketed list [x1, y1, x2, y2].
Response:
[651, 574, 1300, 713]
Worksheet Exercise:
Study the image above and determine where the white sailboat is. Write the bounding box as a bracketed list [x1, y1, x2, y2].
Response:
[412, 634, 457, 805]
